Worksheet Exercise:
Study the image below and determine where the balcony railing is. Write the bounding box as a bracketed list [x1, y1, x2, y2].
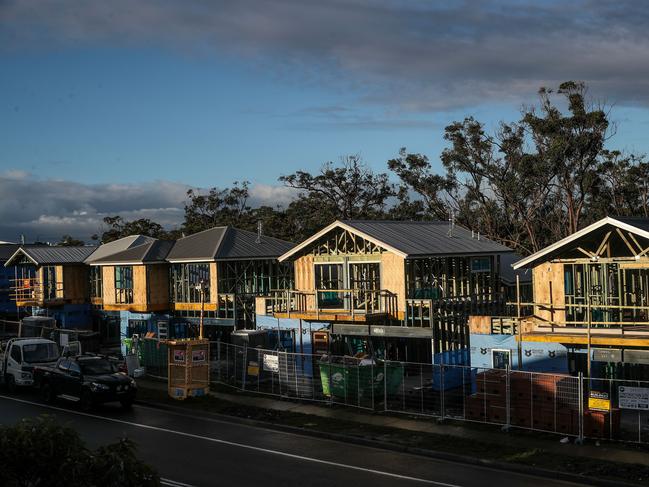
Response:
[10, 278, 63, 305]
[115, 287, 134, 304]
[405, 293, 505, 327]
[512, 300, 649, 335]
[260, 288, 397, 319]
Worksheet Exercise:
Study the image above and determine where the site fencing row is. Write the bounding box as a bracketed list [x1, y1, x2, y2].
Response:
[143, 340, 649, 445]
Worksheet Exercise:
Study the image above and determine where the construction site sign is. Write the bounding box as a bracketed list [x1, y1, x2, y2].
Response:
[263, 354, 279, 373]
[588, 391, 610, 412]
[619, 386, 649, 410]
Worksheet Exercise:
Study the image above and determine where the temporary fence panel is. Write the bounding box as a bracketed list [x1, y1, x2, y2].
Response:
[140, 339, 649, 446]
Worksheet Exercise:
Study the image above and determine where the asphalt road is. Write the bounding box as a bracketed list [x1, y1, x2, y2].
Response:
[0, 392, 589, 487]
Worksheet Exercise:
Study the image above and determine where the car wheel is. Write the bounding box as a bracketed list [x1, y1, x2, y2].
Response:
[120, 398, 134, 410]
[80, 390, 93, 412]
[41, 383, 55, 404]
[5, 375, 16, 393]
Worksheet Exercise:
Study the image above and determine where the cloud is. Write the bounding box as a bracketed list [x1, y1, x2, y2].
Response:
[247, 184, 297, 207]
[0, 172, 296, 242]
[3, 1, 649, 111]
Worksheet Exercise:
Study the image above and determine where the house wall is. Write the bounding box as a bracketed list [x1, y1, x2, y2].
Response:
[294, 254, 316, 309]
[532, 262, 566, 324]
[101, 266, 116, 305]
[469, 333, 569, 373]
[61, 265, 89, 303]
[133, 265, 148, 305]
[146, 264, 169, 307]
[381, 252, 405, 315]
[101, 264, 169, 312]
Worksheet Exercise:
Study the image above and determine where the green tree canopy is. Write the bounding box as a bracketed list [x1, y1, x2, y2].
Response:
[99, 216, 171, 243]
[0, 416, 159, 487]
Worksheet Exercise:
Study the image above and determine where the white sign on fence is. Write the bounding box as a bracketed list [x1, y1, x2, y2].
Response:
[263, 354, 279, 373]
[619, 386, 649, 410]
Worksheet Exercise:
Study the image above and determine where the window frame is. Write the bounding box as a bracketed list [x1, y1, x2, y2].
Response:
[114, 265, 134, 304]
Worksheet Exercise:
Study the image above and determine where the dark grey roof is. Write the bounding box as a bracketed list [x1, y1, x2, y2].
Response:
[216, 227, 294, 260]
[499, 253, 531, 284]
[0, 244, 20, 262]
[85, 235, 154, 264]
[341, 220, 513, 257]
[166, 227, 226, 261]
[89, 238, 174, 264]
[609, 216, 649, 232]
[166, 226, 294, 261]
[6, 246, 97, 266]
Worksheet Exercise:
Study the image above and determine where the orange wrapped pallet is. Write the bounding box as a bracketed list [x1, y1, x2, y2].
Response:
[167, 339, 210, 400]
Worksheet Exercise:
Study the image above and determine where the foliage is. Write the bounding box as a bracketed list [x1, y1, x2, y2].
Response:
[0, 416, 159, 487]
[393, 81, 632, 255]
[99, 216, 171, 243]
[57, 235, 85, 246]
[279, 154, 395, 220]
[183, 181, 254, 235]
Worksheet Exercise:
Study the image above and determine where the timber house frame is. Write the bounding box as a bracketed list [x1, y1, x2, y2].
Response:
[165, 226, 294, 326]
[512, 217, 649, 361]
[258, 220, 514, 353]
[6, 246, 96, 308]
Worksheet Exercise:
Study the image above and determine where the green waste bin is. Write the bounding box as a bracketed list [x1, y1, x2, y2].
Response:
[140, 339, 168, 378]
[319, 359, 403, 401]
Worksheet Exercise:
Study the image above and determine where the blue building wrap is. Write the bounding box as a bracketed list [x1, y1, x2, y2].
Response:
[30, 304, 93, 330]
[0, 263, 17, 315]
[469, 333, 570, 373]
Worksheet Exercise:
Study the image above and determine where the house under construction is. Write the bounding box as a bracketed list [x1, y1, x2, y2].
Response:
[471, 217, 649, 380]
[256, 220, 516, 363]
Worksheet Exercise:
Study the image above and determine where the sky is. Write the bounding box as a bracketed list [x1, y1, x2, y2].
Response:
[2, 0, 649, 242]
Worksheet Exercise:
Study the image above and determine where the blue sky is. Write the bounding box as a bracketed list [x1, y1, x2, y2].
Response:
[0, 46, 481, 186]
[1, 0, 649, 241]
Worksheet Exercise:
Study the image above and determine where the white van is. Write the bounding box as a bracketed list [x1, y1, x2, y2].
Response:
[0, 338, 60, 391]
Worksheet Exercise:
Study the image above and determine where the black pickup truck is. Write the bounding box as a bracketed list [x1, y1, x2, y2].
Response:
[34, 354, 137, 410]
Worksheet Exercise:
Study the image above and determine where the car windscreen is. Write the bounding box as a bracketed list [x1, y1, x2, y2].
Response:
[79, 359, 116, 375]
[22, 343, 60, 363]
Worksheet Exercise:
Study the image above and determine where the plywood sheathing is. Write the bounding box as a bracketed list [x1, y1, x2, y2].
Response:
[532, 262, 565, 324]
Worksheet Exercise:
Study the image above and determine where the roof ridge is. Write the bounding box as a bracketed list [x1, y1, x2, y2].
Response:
[228, 226, 295, 245]
[211, 226, 230, 259]
[177, 226, 228, 239]
[343, 219, 447, 224]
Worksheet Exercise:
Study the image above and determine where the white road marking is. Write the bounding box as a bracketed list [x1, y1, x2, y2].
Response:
[0, 394, 460, 486]
[161, 478, 196, 487]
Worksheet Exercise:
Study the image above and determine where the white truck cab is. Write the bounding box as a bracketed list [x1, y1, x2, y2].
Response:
[0, 338, 60, 390]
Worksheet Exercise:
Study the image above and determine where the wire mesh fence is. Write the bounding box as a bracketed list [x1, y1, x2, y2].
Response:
[137, 339, 649, 446]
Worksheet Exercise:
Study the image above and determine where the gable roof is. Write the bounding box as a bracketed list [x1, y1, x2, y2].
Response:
[84, 235, 154, 264]
[166, 226, 294, 262]
[0, 243, 20, 262]
[87, 235, 174, 265]
[279, 220, 513, 261]
[5, 246, 96, 266]
[513, 216, 649, 269]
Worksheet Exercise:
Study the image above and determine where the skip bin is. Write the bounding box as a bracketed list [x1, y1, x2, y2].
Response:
[319, 358, 403, 401]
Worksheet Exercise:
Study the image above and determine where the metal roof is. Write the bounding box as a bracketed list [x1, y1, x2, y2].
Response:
[0, 243, 20, 262]
[88, 237, 174, 265]
[166, 226, 294, 262]
[5, 245, 97, 266]
[280, 220, 513, 261]
[513, 216, 649, 269]
[84, 235, 154, 264]
[499, 252, 531, 285]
